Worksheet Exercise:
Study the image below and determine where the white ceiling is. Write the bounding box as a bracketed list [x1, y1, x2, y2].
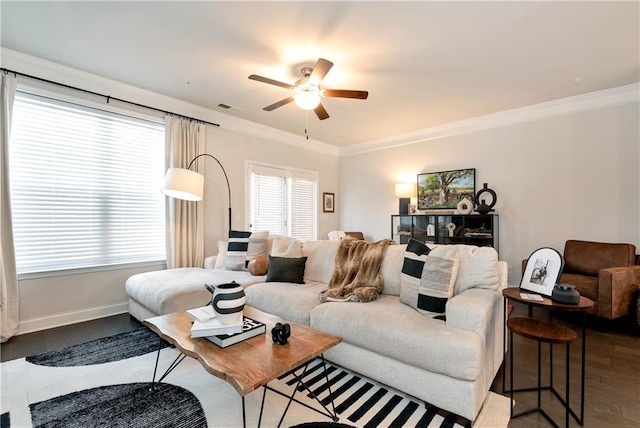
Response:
[1, 1, 638, 147]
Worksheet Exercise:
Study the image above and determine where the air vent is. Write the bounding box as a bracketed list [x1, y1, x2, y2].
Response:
[216, 103, 244, 113]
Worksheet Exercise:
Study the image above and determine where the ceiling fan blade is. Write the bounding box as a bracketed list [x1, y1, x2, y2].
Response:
[309, 58, 334, 85]
[323, 89, 369, 100]
[249, 74, 294, 90]
[314, 103, 330, 120]
[263, 97, 294, 111]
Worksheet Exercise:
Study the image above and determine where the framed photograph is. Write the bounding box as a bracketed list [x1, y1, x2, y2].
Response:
[417, 168, 476, 210]
[520, 247, 564, 296]
[323, 192, 335, 213]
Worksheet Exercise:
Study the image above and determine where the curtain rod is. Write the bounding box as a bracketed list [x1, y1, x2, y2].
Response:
[1, 67, 220, 127]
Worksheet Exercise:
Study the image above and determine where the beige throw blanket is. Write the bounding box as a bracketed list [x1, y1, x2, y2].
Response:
[319, 238, 396, 303]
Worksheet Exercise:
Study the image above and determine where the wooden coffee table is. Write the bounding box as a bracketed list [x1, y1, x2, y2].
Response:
[143, 306, 342, 428]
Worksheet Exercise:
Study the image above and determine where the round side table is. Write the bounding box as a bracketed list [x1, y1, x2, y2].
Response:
[502, 287, 593, 426]
[508, 317, 577, 427]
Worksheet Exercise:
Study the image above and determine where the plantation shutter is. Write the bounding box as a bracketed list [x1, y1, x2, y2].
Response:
[9, 91, 166, 274]
[248, 162, 317, 240]
[249, 165, 286, 235]
[289, 170, 317, 241]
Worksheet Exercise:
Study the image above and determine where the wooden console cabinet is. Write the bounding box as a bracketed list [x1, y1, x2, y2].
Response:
[391, 214, 498, 252]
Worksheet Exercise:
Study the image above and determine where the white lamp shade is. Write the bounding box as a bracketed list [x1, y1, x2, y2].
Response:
[161, 167, 204, 201]
[395, 183, 416, 198]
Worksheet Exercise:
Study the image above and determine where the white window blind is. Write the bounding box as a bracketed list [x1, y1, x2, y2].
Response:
[249, 165, 286, 236]
[289, 171, 317, 241]
[9, 92, 166, 275]
[248, 163, 317, 241]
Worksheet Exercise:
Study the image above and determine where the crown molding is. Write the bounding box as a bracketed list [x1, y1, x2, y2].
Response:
[0, 48, 339, 157]
[3, 48, 636, 159]
[340, 82, 640, 157]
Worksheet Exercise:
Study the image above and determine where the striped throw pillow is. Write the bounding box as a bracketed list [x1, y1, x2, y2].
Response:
[400, 239, 458, 318]
[224, 230, 252, 271]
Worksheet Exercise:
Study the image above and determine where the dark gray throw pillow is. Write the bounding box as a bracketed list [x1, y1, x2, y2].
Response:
[266, 256, 307, 284]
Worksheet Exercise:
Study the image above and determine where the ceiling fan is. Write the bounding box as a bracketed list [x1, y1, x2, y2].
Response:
[248, 58, 368, 120]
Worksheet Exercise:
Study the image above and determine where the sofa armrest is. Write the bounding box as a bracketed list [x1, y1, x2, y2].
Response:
[204, 255, 217, 269]
[597, 265, 640, 319]
[446, 288, 502, 341]
[446, 288, 505, 381]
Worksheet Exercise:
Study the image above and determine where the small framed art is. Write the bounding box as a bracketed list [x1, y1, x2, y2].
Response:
[520, 247, 564, 296]
[323, 192, 335, 213]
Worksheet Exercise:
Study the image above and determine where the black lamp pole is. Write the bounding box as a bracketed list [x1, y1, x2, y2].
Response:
[187, 153, 232, 234]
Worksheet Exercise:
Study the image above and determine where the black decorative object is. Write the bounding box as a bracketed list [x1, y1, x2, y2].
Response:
[552, 284, 581, 304]
[208, 281, 246, 325]
[271, 322, 291, 345]
[475, 183, 497, 214]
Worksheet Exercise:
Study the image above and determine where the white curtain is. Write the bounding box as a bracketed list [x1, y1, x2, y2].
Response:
[165, 115, 205, 268]
[1, 73, 18, 342]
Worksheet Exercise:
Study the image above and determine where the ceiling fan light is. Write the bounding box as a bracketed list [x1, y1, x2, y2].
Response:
[294, 91, 321, 110]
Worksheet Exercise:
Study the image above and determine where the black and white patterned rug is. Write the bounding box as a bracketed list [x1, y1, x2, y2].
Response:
[1, 327, 510, 428]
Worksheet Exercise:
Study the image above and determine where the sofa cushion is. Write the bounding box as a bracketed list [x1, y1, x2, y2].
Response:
[400, 254, 459, 317]
[245, 281, 326, 325]
[429, 245, 499, 295]
[301, 240, 340, 284]
[270, 237, 302, 257]
[125, 268, 266, 316]
[266, 256, 307, 283]
[564, 240, 636, 276]
[310, 295, 483, 381]
[381, 244, 407, 296]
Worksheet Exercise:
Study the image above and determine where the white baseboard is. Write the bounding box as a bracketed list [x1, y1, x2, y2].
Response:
[17, 302, 130, 335]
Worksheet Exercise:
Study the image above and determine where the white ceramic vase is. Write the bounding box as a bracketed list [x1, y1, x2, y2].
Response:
[211, 281, 246, 325]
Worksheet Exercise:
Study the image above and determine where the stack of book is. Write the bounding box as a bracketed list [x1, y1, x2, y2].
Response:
[187, 305, 266, 348]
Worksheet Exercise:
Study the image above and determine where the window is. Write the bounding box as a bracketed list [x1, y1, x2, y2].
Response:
[248, 162, 317, 241]
[9, 91, 166, 275]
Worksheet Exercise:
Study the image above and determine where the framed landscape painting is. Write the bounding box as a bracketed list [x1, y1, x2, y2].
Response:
[417, 168, 476, 210]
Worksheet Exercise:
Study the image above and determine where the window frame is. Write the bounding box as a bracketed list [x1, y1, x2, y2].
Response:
[9, 86, 167, 278]
[245, 160, 318, 241]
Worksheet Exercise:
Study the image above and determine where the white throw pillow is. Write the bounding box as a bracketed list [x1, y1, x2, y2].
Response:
[399, 239, 458, 318]
[429, 244, 499, 295]
[301, 240, 340, 284]
[224, 230, 269, 271]
[380, 244, 407, 296]
[270, 237, 302, 257]
[247, 230, 269, 260]
[214, 240, 227, 269]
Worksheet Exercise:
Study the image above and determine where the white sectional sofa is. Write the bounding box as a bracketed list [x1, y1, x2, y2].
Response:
[125, 237, 506, 421]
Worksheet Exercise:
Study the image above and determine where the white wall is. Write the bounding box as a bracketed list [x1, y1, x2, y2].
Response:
[339, 103, 640, 284]
[5, 50, 339, 334]
[200, 125, 340, 257]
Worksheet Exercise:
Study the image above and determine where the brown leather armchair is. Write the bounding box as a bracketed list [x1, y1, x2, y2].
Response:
[522, 240, 640, 320]
[559, 240, 639, 320]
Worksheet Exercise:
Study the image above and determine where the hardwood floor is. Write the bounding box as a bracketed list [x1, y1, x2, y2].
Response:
[0, 314, 141, 363]
[2, 305, 639, 427]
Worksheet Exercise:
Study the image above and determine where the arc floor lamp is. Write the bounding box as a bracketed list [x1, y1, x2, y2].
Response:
[161, 153, 232, 234]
